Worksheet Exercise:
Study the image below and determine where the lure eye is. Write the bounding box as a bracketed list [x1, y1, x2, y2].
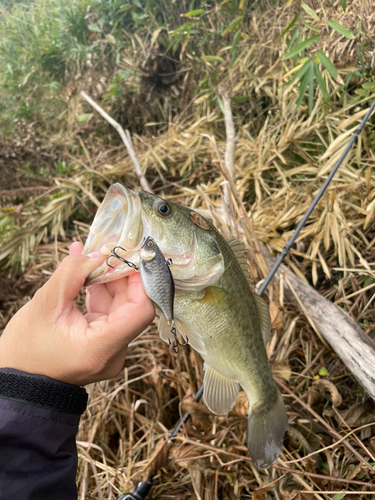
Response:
[147, 240, 154, 248]
[156, 201, 172, 217]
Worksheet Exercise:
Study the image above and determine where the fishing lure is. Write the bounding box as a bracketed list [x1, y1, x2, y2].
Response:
[139, 236, 188, 353]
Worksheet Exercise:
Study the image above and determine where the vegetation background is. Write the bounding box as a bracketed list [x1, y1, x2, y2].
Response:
[1, 0, 375, 498]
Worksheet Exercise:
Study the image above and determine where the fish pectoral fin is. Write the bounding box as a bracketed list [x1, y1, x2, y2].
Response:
[254, 294, 272, 347]
[158, 315, 207, 356]
[246, 389, 288, 469]
[175, 319, 207, 356]
[203, 363, 240, 415]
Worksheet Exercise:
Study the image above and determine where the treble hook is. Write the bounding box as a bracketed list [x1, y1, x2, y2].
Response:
[106, 245, 139, 271]
[167, 321, 188, 353]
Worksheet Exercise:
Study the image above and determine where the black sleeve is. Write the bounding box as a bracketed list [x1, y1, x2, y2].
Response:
[0, 368, 88, 500]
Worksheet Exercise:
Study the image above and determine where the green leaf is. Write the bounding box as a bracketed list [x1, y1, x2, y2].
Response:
[222, 15, 243, 36]
[308, 62, 314, 114]
[279, 13, 299, 39]
[327, 19, 354, 39]
[232, 96, 249, 102]
[181, 9, 205, 18]
[230, 28, 242, 65]
[301, 2, 318, 19]
[282, 34, 320, 60]
[289, 57, 312, 86]
[301, 19, 320, 33]
[319, 366, 329, 377]
[297, 69, 309, 109]
[332, 494, 346, 500]
[131, 11, 149, 25]
[169, 22, 192, 38]
[117, 5, 132, 13]
[314, 62, 331, 102]
[202, 55, 224, 63]
[76, 113, 93, 122]
[317, 50, 339, 80]
[88, 24, 101, 32]
[341, 0, 347, 11]
[362, 82, 375, 90]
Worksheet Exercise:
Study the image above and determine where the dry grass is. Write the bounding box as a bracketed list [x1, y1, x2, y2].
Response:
[2, 1, 375, 499]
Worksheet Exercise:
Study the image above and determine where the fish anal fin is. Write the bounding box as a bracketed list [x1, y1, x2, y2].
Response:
[247, 389, 288, 469]
[203, 363, 240, 415]
[227, 237, 252, 287]
[254, 294, 272, 346]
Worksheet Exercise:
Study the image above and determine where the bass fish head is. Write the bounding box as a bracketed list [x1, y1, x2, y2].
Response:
[83, 183, 224, 289]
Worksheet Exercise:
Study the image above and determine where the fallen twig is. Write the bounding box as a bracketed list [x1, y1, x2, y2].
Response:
[80, 91, 153, 193]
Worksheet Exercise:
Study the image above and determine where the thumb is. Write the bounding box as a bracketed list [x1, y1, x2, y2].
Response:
[46, 252, 106, 304]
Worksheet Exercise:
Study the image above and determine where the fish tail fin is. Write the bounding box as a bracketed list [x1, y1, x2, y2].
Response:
[246, 389, 288, 469]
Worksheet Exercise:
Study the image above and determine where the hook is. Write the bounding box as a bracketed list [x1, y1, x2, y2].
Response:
[106, 246, 139, 271]
[167, 321, 188, 353]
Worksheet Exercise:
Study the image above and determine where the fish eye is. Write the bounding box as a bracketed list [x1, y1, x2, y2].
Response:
[147, 240, 154, 248]
[156, 201, 172, 217]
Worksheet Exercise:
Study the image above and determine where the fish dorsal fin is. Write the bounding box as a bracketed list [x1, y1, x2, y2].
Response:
[227, 237, 251, 285]
[254, 294, 272, 346]
[203, 363, 240, 415]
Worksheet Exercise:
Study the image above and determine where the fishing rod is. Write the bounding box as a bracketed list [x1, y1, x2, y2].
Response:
[117, 100, 375, 500]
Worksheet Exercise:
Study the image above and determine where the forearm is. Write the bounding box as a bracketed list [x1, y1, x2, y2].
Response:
[0, 368, 88, 500]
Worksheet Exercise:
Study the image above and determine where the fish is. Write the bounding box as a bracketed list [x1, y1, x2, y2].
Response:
[83, 183, 288, 469]
[139, 236, 175, 324]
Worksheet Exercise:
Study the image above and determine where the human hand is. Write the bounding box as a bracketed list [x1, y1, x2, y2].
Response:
[0, 242, 155, 386]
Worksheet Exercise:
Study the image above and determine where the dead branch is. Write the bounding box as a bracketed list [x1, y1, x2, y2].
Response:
[262, 248, 375, 402]
[220, 92, 237, 180]
[80, 91, 153, 193]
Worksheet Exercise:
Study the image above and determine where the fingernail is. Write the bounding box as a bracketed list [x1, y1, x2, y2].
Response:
[87, 251, 103, 258]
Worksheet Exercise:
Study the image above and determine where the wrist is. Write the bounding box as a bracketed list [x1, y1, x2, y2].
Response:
[0, 368, 88, 415]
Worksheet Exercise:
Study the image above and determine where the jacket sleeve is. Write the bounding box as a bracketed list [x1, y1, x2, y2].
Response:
[0, 368, 88, 500]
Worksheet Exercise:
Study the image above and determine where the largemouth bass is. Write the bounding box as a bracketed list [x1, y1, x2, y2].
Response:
[83, 183, 288, 469]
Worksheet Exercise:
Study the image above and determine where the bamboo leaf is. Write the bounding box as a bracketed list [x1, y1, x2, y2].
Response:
[297, 69, 309, 109]
[307, 62, 314, 114]
[282, 34, 320, 60]
[332, 494, 346, 500]
[314, 62, 331, 102]
[222, 15, 243, 36]
[327, 19, 354, 39]
[279, 13, 299, 39]
[301, 2, 318, 19]
[317, 50, 339, 80]
[181, 9, 205, 18]
[288, 57, 312, 86]
[301, 19, 320, 32]
[341, 0, 347, 11]
[202, 55, 224, 63]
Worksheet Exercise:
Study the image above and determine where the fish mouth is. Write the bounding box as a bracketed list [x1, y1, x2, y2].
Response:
[83, 183, 144, 285]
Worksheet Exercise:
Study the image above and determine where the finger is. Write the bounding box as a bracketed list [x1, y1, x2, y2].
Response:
[88, 274, 154, 344]
[86, 284, 113, 314]
[69, 241, 84, 256]
[46, 253, 106, 305]
[106, 277, 129, 300]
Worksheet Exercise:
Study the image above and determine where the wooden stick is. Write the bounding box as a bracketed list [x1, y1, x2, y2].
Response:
[262, 247, 375, 402]
[80, 91, 153, 193]
[220, 92, 236, 180]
